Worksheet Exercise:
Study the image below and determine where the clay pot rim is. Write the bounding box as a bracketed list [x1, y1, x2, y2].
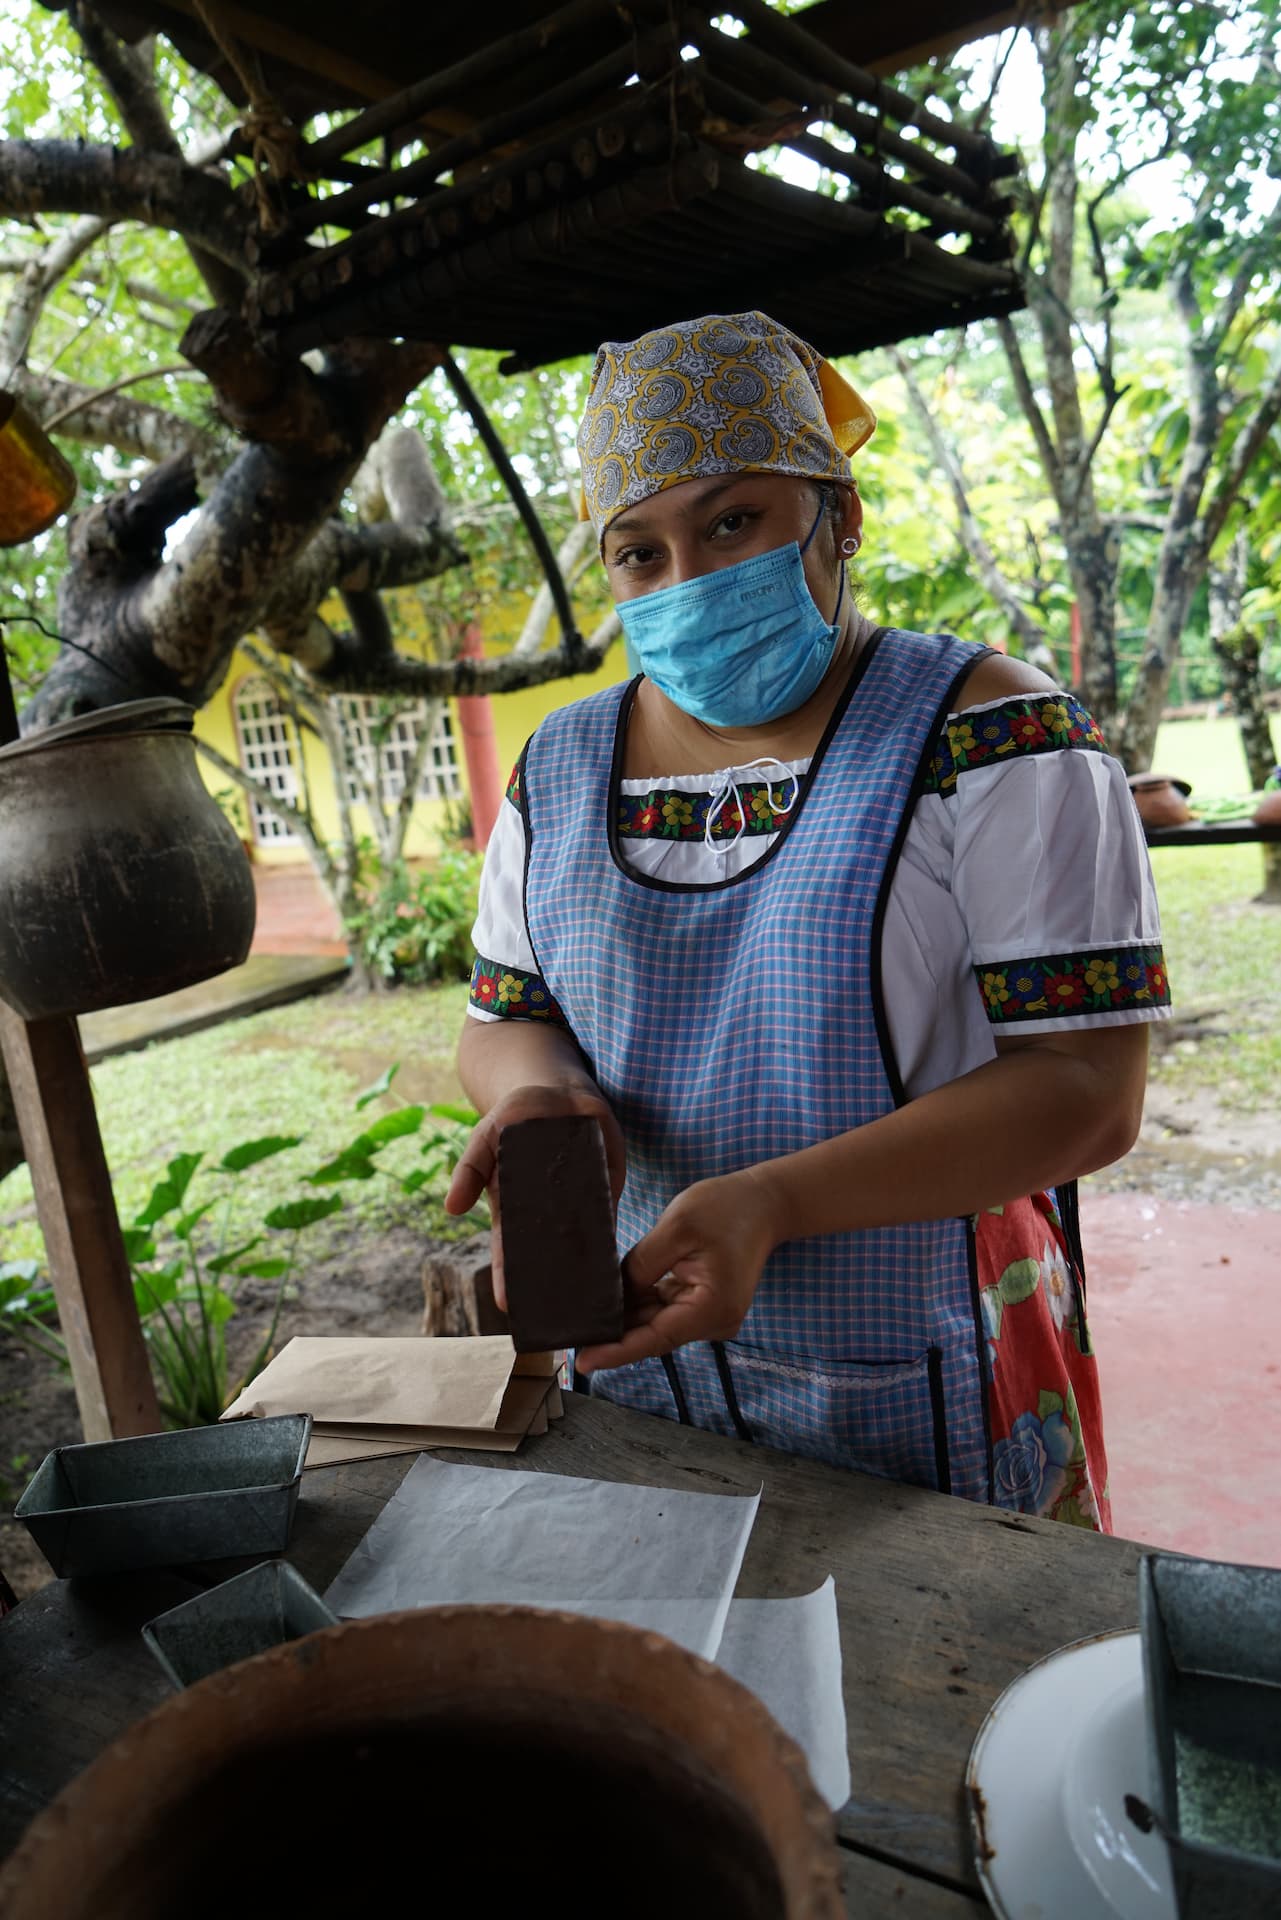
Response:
[1126, 771, 1192, 795]
[0, 1601, 843, 1919]
[0, 698, 194, 761]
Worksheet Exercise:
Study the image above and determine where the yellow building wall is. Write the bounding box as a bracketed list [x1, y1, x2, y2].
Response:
[194, 629, 630, 866]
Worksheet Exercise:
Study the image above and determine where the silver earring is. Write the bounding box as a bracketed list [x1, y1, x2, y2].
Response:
[841, 536, 860, 556]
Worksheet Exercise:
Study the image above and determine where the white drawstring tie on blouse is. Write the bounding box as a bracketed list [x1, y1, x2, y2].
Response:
[703, 757, 801, 856]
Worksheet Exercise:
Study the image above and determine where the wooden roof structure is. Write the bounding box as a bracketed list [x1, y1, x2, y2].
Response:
[54, 0, 1034, 369]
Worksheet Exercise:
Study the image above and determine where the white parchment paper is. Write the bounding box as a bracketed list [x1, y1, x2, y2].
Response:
[323, 1455, 760, 1660]
[322, 1456, 848, 1808]
[718, 1580, 850, 1811]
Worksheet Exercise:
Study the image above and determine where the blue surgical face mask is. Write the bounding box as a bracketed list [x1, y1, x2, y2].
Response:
[615, 501, 845, 728]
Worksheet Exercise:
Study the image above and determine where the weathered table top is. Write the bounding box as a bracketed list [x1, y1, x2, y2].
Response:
[1145, 818, 1281, 847]
[0, 1393, 1143, 1917]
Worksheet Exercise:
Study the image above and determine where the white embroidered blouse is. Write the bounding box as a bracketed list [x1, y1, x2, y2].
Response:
[467, 689, 1171, 1101]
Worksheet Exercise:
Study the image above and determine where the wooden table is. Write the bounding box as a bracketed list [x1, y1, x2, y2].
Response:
[1145, 819, 1281, 847]
[0, 1395, 1143, 1917]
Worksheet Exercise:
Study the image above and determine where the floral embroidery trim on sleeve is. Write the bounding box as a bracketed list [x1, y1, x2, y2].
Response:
[975, 944, 1170, 1022]
[925, 695, 1107, 797]
[470, 954, 566, 1025]
[504, 761, 522, 810]
[617, 777, 797, 841]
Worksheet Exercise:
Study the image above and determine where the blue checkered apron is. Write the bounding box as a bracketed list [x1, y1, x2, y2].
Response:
[522, 628, 993, 1501]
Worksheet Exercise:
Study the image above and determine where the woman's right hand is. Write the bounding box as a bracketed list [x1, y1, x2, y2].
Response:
[443, 1082, 625, 1310]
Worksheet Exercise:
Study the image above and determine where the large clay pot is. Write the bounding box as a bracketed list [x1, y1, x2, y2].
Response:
[0, 700, 256, 1019]
[1127, 772, 1194, 829]
[0, 1605, 843, 1920]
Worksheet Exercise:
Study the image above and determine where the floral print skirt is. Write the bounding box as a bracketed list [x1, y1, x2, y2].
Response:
[978, 1191, 1111, 1532]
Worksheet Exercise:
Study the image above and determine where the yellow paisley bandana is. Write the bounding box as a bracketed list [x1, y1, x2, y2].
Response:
[576, 310, 875, 537]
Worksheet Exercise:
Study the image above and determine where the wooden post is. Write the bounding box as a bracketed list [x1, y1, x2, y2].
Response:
[0, 1007, 161, 1442]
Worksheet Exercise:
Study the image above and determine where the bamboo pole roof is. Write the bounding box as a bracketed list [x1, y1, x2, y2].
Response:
[49, 0, 1042, 366]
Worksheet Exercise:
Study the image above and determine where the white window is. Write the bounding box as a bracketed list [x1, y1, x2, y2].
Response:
[233, 676, 300, 844]
[335, 696, 462, 808]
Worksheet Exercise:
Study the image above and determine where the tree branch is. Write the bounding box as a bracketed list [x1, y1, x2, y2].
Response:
[129, 337, 443, 701]
[0, 140, 246, 269]
[0, 214, 110, 386]
[67, 0, 245, 307]
[514, 521, 596, 658]
[258, 518, 467, 652]
[305, 614, 620, 698]
[996, 317, 1061, 509]
[13, 365, 223, 464]
[891, 350, 1058, 676]
[194, 734, 338, 888]
[1201, 347, 1281, 556]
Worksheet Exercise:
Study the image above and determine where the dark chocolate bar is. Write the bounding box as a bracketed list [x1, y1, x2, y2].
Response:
[497, 1114, 623, 1352]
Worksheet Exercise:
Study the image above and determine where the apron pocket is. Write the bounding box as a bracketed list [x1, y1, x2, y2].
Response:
[724, 1342, 951, 1492]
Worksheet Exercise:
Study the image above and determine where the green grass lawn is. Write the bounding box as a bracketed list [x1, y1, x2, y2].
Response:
[1153, 710, 1280, 800]
[1148, 713, 1280, 1111]
[0, 981, 474, 1270]
[1148, 844, 1279, 1109]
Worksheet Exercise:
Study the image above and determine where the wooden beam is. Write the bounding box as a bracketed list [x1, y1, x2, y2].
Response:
[0, 1007, 161, 1444]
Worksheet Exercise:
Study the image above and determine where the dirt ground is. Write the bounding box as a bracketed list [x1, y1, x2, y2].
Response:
[3, 1039, 1278, 1603]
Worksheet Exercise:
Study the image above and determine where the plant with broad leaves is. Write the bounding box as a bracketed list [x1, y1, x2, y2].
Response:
[0, 1261, 62, 1367]
[343, 848, 482, 989]
[312, 1066, 481, 1216]
[0, 1066, 481, 1427]
[123, 1135, 342, 1428]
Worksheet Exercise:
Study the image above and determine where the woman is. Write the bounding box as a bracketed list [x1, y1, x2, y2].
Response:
[445, 311, 1170, 1529]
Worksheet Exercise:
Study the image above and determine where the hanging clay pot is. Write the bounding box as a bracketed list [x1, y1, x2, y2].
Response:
[0, 1605, 843, 1920]
[0, 700, 256, 1020]
[1127, 772, 1195, 829]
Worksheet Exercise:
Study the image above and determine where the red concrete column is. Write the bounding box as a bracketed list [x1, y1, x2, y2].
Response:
[456, 622, 504, 850]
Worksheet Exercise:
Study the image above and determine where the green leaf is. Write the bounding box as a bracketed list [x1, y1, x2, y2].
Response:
[120, 1227, 157, 1264]
[173, 1204, 214, 1242]
[400, 1168, 432, 1195]
[307, 1146, 378, 1184]
[232, 1257, 290, 1279]
[187, 1287, 236, 1327]
[1037, 1389, 1065, 1425]
[264, 1194, 344, 1230]
[207, 1237, 264, 1274]
[362, 1105, 425, 1145]
[133, 1268, 179, 1314]
[136, 1151, 204, 1227]
[997, 1258, 1040, 1307]
[355, 1064, 399, 1109]
[219, 1135, 304, 1173]
[428, 1102, 479, 1126]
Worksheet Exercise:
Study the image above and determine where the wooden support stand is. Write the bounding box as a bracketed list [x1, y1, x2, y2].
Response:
[0, 1005, 161, 1443]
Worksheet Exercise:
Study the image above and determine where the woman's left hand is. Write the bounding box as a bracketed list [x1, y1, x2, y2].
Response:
[575, 1167, 785, 1373]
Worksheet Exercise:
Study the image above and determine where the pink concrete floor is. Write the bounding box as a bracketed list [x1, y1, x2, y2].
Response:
[248, 860, 347, 958]
[1082, 1189, 1281, 1569]
[250, 858, 1281, 1570]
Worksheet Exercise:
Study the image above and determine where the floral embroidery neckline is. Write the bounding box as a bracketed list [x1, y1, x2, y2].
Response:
[616, 776, 800, 842]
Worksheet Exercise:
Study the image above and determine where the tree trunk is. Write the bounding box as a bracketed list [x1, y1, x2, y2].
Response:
[1209, 532, 1281, 905]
